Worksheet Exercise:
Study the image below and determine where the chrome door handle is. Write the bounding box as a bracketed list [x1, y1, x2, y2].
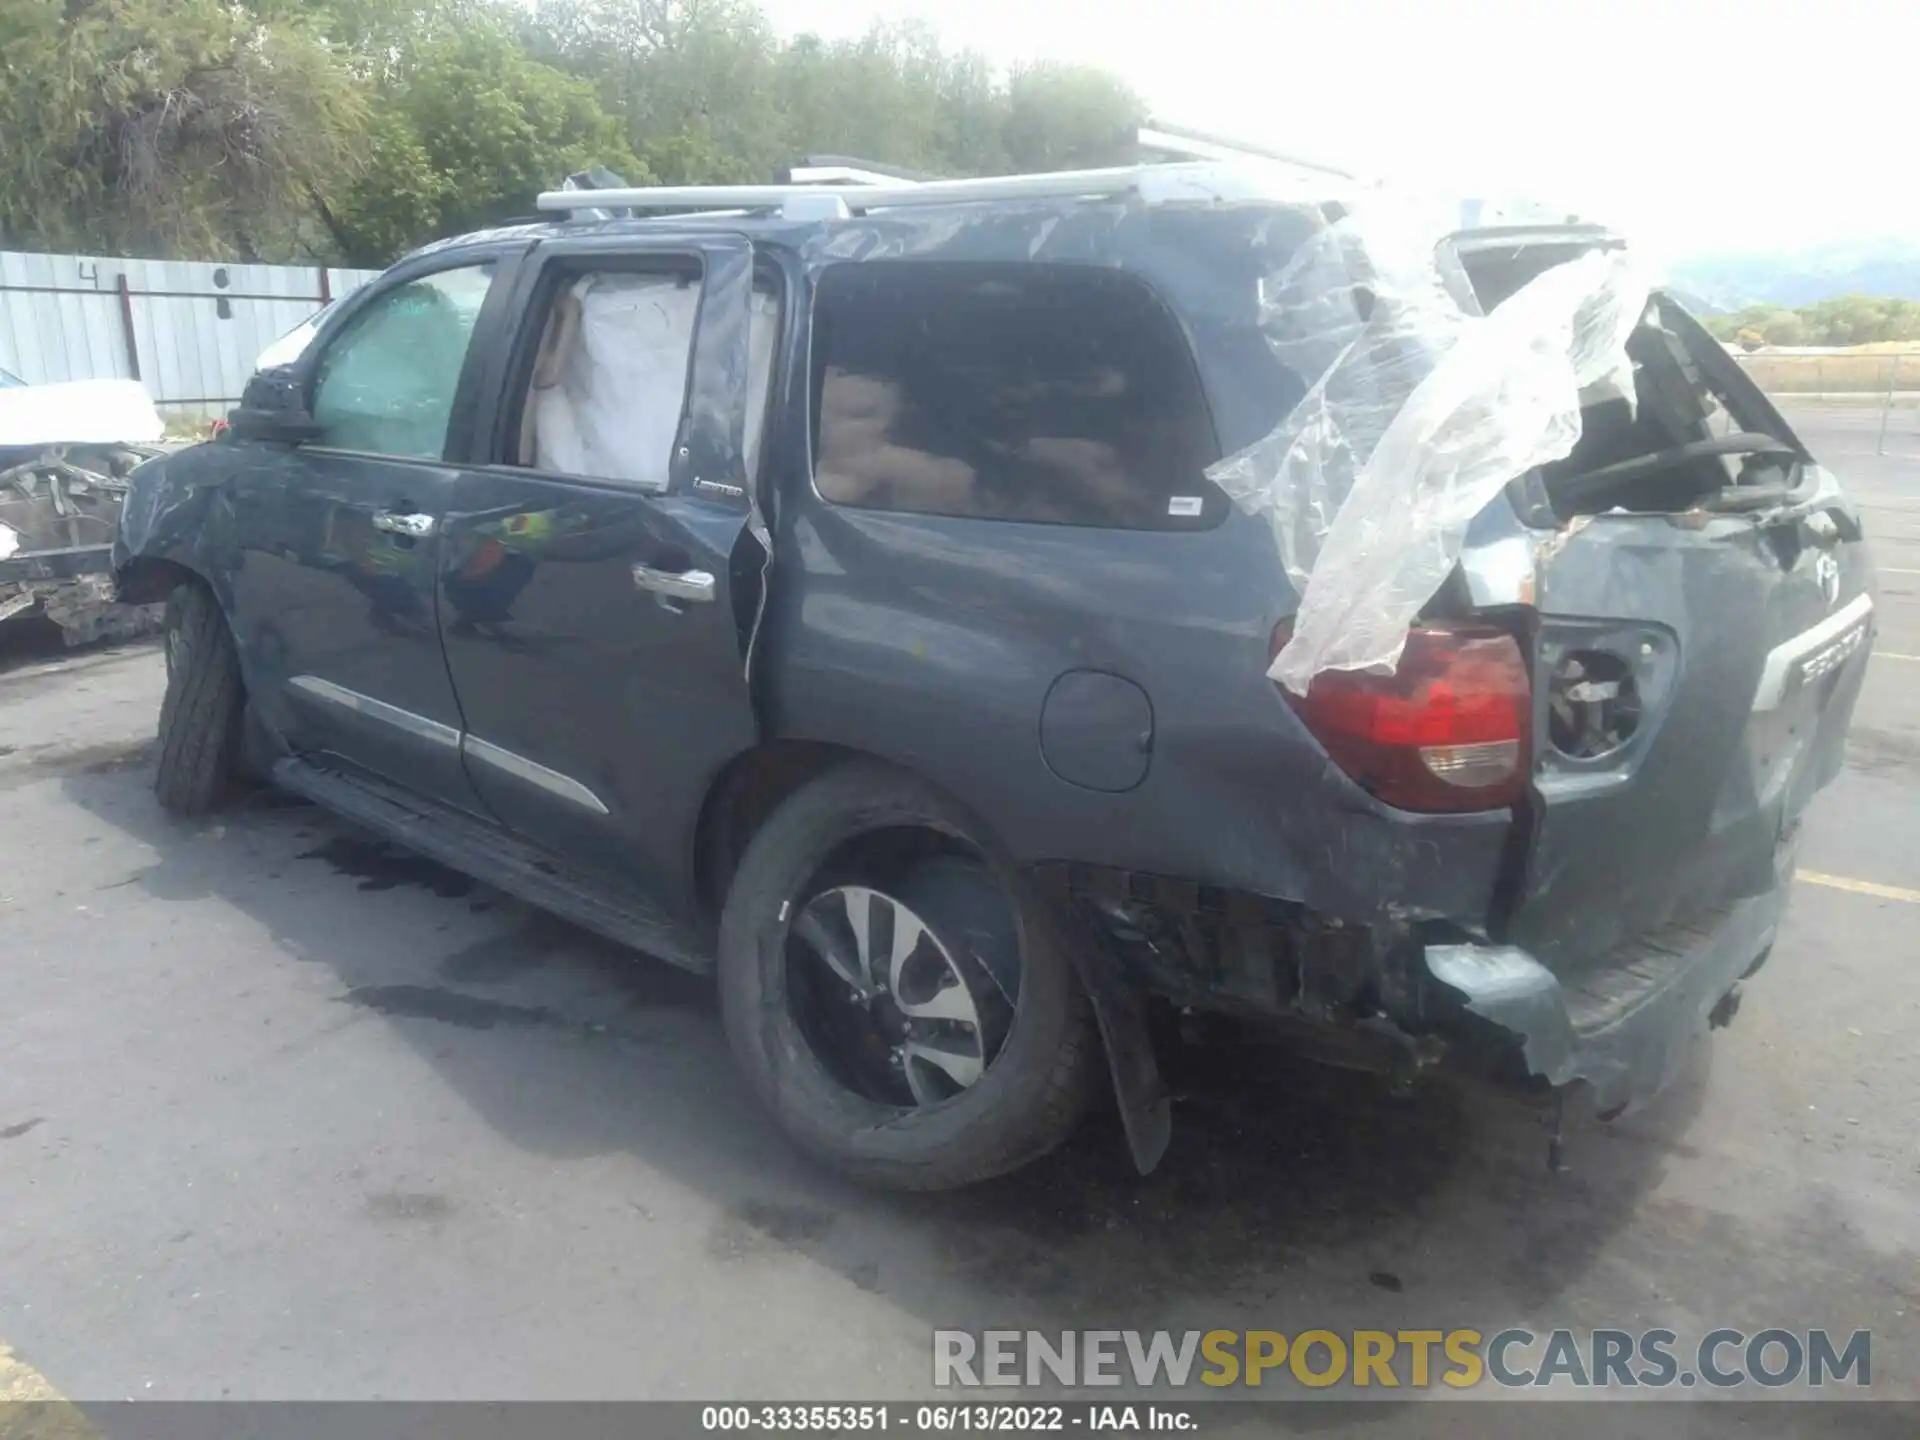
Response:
[632, 564, 715, 603]
[372, 511, 435, 537]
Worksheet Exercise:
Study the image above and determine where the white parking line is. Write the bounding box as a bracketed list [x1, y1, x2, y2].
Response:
[1876, 651, 1920, 662]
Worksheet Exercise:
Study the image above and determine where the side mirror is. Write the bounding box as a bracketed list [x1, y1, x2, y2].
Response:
[228, 365, 322, 444]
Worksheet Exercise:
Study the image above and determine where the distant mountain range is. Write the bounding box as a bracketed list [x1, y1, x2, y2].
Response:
[1666, 238, 1920, 313]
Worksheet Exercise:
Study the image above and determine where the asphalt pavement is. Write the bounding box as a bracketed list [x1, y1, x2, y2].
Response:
[1, 407, 1916, 1426]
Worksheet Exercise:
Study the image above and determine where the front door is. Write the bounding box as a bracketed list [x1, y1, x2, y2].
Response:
[237, 257, 515, 808]
[435, 236, 773, 914]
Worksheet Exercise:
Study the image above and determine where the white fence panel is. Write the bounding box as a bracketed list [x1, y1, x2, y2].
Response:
[0, 250, 382, 423]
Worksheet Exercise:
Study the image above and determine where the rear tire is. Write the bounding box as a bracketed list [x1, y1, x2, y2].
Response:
[717, 762, 1101, 1191]
[154, 581, 247, 816]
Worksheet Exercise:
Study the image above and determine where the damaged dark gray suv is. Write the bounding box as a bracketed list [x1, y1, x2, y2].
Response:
[113, 162, 1875, 1189]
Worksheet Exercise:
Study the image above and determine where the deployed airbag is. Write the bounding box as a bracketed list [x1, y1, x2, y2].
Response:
[533, 273, 701, 490]
[530, 272, 780, 490]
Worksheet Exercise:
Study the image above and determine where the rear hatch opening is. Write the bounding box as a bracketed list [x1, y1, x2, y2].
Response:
[1195, 209, 1871, 1119]
[1456, 239, 1813, 523]
[1416, 236, 1877, 1114]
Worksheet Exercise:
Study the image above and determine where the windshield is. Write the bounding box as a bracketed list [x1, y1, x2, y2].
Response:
[256, 302, 336, 370]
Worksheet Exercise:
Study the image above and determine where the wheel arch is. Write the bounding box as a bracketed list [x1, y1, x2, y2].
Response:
[692, 739, 1017, 921]
[113, 554, 206, 606]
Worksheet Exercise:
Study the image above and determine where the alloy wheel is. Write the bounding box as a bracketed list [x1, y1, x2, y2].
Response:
[787, 875, 1015, 1108]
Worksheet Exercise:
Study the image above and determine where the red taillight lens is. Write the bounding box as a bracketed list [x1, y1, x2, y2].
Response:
[1273, 623, 1532, 812]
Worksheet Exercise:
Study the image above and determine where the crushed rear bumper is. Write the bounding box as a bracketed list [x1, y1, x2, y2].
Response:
[1424, 848, 1791, 1117]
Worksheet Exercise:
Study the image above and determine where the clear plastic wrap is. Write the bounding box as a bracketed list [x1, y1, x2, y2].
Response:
[1206, 202, 1648, 693]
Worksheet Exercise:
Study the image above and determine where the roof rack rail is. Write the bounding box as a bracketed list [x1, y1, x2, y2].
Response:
[1135, 122, 1356, 181]
[535, 132, 1359, 224]
[536, 162, 1202, 222]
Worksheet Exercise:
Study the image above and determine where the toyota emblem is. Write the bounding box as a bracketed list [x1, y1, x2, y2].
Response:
[1815, 552, 1841, 607]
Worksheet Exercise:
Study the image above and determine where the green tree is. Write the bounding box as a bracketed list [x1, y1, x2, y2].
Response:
[321, 19, 644, 265]
[1701, 296, 1920, 348]
[0, 0, 1158, 265]
[1002, 61, 1143, 171]
[534, 0, 787, 184]
[0, 0, 368, 258]
[531, 3, 1142, 184]
[1762, 310, 1806, 346]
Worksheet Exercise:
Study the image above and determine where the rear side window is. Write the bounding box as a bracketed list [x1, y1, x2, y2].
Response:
[810, 262, 1224, 528]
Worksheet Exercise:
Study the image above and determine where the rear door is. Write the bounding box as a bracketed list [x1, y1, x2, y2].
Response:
[435, 234, 774, 914]
[231, 252, 522, 808]
[1499, 298, 1875, 972]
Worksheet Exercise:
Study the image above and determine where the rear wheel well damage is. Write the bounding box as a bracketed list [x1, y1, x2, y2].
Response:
[694, 740, 893, 919]
[693, 746, 1177, 1174]
[698, 757, 1540, 1170]
[1048, 864, 1541, 1100]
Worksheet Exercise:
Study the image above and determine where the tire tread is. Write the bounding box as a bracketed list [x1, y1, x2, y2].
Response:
[718, 761, 1101, 1191]
[153, 582, 245, 816]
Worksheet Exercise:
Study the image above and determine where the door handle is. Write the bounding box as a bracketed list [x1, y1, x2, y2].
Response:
[632, 564, 715, 603]
[372, 511, 435, 537]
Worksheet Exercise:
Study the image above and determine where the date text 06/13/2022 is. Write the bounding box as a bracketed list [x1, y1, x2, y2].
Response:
[700, 1405, 1196, 1431]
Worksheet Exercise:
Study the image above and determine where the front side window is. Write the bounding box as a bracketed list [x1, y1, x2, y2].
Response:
[310, 264, 494, 459]
[810, 262, 1223, 529]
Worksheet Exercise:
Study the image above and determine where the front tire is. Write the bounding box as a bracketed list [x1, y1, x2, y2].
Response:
[154, 581, 247, 816]
[717, 762, 1101, 1191]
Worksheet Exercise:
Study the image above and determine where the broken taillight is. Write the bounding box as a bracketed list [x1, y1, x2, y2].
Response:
[1272, 622, 1532, 812]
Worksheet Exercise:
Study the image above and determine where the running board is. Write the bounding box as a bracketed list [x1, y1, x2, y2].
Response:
[271, 757, 715, 974]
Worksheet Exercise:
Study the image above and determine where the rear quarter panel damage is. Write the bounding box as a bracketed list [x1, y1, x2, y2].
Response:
[760, 499, 1511, 927]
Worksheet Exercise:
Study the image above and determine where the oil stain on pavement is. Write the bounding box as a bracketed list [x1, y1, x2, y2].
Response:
[299, 834, 474, 898]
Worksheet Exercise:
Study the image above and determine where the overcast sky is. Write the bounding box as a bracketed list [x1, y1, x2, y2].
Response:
[757, 0, 1914, 265]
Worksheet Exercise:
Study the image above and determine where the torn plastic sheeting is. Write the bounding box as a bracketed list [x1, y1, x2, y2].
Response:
[1206, 206, 1648, 693]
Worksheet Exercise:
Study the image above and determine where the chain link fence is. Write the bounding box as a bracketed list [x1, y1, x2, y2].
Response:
[1730, 350, 1919, 455]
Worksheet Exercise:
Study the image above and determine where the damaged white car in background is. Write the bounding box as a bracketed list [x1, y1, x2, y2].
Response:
[0, 369, 167, 646]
